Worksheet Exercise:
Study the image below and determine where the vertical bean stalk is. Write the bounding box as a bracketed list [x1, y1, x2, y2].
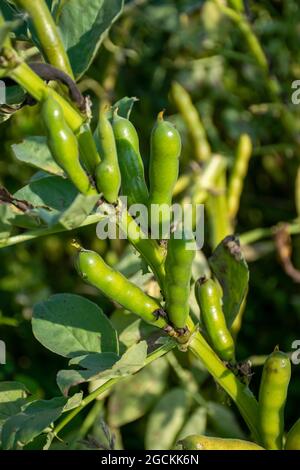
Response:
[13, 0, 73, 77]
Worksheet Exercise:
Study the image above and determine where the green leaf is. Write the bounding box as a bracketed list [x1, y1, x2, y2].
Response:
[108, 357, 169, 427]
[58, 0, 124, 78]
[57, 342, 147, 396]
[13, 175, 98, 229]
[110, 97, 139, 120]
[110, 308, 157, 354]
[0, 382, 28, 428]
[145, 388, 189, 450]
[1, 395, 82, 450]
[55, 193, 99, 230]
[0, 17, 22, 49]
[14, 175, 78, 214]
[177, 407, 207, 441]
[209, 235, 249, 327]
[32, 294, 118, 358]
[206, 402, 245, 439]
[12, 137, 64, 177]
[0, 205, 12, 240]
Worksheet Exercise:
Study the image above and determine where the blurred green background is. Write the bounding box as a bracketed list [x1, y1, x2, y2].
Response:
[1, 0, 300, 449]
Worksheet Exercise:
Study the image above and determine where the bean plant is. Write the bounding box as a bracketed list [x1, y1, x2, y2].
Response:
[0, 0, 299, 451]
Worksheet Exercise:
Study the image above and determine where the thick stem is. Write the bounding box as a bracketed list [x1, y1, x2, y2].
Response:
[188, 330, 261, 443]
[14, 0, 73, 78]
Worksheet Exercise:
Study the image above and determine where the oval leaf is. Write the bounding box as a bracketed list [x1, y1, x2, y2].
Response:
[145, 388, 189, 450]
[32, 294, 118, 358]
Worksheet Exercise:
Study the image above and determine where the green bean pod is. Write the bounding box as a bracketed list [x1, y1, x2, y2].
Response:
[148, 112, 181, 234]
[179, 435, 264, 450]
[195, 277, 235, 363]
[76, 123, 101, 175]
[258, 349, 291, 450]
[42, 96, 97, 195]
[112, 111, 148, 207]
[165, 229, 196, 330]
[285, 418, 300, 450]
[171, 82, 210, 162]
[95, 107, 121, 203]
[75, 248, 167, 329]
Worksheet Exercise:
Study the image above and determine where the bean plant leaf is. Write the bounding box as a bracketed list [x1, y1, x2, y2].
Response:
[206, 402, 245, 439]
[145, 388, 190, 450]
[57, 342, 147, 396]
[108, 357, 169, 427]
[57, 0, 124, 78]
[0, 17, 22, 50]
[177, 407, 207, 441]
[0, 382, 28, 429]
[1, 394, 82, 450]
[110, 97, 139, 120]
[14, 176, 78, 214]
[13, 176, 99, 229]
[209, 235, 249, 327]
[0, 206, 13, 240]
[32, 294, 118, 358]
[12, 137, 64, 177]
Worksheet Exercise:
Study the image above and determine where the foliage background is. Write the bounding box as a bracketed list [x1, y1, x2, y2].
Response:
[0, 0, 300, 449]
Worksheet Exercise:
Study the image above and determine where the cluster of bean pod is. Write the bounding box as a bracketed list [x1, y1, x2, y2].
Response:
[42, 94, 300, 450]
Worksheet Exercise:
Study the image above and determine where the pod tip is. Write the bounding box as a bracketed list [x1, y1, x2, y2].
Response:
[157, 109, 165, 121]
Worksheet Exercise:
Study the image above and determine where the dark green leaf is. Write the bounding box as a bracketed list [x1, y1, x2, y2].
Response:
[110, 97, 139, 119]
[209, 235, 249, 327]
[58, 0, 124, 78]
[1, 394, 82, 450]
[0, 382, 28, 428]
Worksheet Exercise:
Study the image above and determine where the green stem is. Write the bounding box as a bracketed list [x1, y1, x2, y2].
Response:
[0, 213, 105, 249]
[188, 330, 261, 443]
[14, 0, 73, 78]
[53, 338, 176, 439]
[240, 221, 300, 245]
[9, 62, 83, 132]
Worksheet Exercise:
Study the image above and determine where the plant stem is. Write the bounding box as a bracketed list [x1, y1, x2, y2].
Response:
[240, 221, 300, 245]
[9, 61, 83, 132]
[53, 338, 176, 439]
[0, 212, 105, 249]
[188, 330, 261, 443]
[14, 0, 73, 78]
